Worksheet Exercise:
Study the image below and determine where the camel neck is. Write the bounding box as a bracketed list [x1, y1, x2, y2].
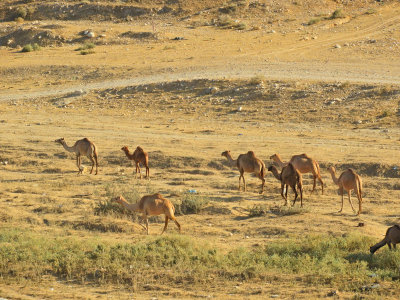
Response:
[270, 167, 281, 181]
[329, 170, 339, 185]
[61, 141, 75, 153]
[119, 197, 140, 212]
[274, 155, 285, 168]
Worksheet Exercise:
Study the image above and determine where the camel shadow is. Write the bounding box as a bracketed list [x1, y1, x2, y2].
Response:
[345, 252, 372, 264]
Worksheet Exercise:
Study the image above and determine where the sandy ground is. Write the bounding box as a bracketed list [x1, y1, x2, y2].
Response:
[1, 1, 400, 299]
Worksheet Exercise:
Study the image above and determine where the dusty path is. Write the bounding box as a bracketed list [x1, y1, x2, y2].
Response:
[1, 59, 400, 102]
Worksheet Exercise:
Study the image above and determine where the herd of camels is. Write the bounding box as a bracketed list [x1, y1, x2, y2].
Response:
[54, 137, 399, 253]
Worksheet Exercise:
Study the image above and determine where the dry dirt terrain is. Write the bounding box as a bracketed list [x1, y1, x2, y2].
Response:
[1, 0, 400, 299]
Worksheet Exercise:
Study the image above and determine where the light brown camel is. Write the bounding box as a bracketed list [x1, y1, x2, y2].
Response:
[268, 163, 303, 207]
[55, 137, 98, 175]
[327, 166, 363, 215]
[221, 150, 265, 194]
[370, 225, 400, 254]
[112, 194, 181, 235]
[121, 146, 149, 179]
[270, 153, 324, 194]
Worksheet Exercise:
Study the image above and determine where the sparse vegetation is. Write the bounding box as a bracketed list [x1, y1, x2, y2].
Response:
[329, 9, 346, 20]
[307, 18, 322, 26]
[21, 43, 41, 52]
[1, 228, 398, 291]
[76, 42, 96, 55]
[248, 204, 268, 217]
[175, 193, 209, 215]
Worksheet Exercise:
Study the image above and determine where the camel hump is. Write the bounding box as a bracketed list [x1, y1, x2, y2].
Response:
[246, 151, 256, 158]
[347, 168, 356, 175]
[82, 138, 90, 142]
[136, 146, 144, 151]
[393, 224, 400, 230]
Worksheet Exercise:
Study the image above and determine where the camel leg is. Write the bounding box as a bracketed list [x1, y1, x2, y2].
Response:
[259, 177, 265, 194]
[135, 162, 139, 177]
[239, 169, 245, 191]
[338, 187, 344, 213]
[89, 155, 95, 174]
[388, 243, 392, 250]
[138, 164, 142, 179]
[76, 155, 83, 174]
[161, 216, 169, 234]
[347, 190, 356, 213]
[311, 175, 317, 194]
[318, 176, 324, 195]
[357, 190, 362, 215]
[146, 166, 150, 179]
[299, 185, 303, 207]
[144, 215, 149, 235]
[291, 185, 298, 206]
[393, 244, 397, 250]
[94, 156, 98, 175]
[173, 218, 181, 232]
[281, 183, 288, 206]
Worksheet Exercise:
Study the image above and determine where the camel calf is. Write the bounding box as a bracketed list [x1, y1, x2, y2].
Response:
[112, 194, 181, 235]
[370, 225, 400, 254]
[121, 146, 150, 179]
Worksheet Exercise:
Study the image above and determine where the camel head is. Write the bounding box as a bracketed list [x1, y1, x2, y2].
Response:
[55, 137, 65, 145]
[327, 166, 336, 174]
[121, 146, 129, 152]
[112, 195, 124, 205]
[270, 154, 280, 161]
[221, 150, 231, 157]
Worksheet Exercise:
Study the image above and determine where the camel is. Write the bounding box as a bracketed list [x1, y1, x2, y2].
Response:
[270, 153, 324, 194]
[121, 146, 149, 179]
[221, 150, 265, 194]
[268, 163, 303, 207]
[112, 194, 181, 235]
[327, 166, 363, 215]
[370, 225, 400, 254]
[55, 137, 98, 175]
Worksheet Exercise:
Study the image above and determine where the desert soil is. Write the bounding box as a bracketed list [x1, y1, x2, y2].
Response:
[0, 0, 400, 299]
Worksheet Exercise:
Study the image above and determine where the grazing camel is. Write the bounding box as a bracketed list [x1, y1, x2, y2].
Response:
[327, 166, 363, 215]
[370, 225, 400, 254]
[121, 146, 149, 179]
[221, 150, 266, 194]
[268, 163, 303, 207]
[113, 194, 181, 235]
[270, 153, 324, 194]
[55, 137, 98, 175]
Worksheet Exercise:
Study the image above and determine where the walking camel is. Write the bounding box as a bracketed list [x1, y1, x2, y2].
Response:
[327, 166, 363, 215]
[55, 137, 98, 175]
[221, 150, 266, 194]
[268, 163, 303, 207]
[370, 225, 400, 254]
[270, 153, 323, 194]
[121, 146, 149, 179]
[112, 194, 181, 235]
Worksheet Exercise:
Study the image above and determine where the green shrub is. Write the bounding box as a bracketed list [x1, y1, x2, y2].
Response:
[80, 50, 95, 55]
[175, 193, 209, 215]
[16, 7, 28, 18]
[21, 43, 40, 52]
[21, 44, 33, 52]
[329, 9, 345, 19]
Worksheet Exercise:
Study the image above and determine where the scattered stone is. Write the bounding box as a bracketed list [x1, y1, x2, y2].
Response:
[270, 295, 279, 298]
[172, 36, 184, 40]
[204, 87, 219, 95]
[327, 290, 339, 297]
[237, 106, 242, 112]
[334, 44, 341, 49]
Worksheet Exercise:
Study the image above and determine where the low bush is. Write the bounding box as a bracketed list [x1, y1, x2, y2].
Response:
[1, 228, 397, 291]
[175, 193, 209, 215]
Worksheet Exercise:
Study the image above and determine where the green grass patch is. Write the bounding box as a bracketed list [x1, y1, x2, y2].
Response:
[76, 43, 96, 55]
[1, 228, 399, 291]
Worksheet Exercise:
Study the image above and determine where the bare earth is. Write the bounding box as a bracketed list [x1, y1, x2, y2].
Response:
[1, 0, 400, 299]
